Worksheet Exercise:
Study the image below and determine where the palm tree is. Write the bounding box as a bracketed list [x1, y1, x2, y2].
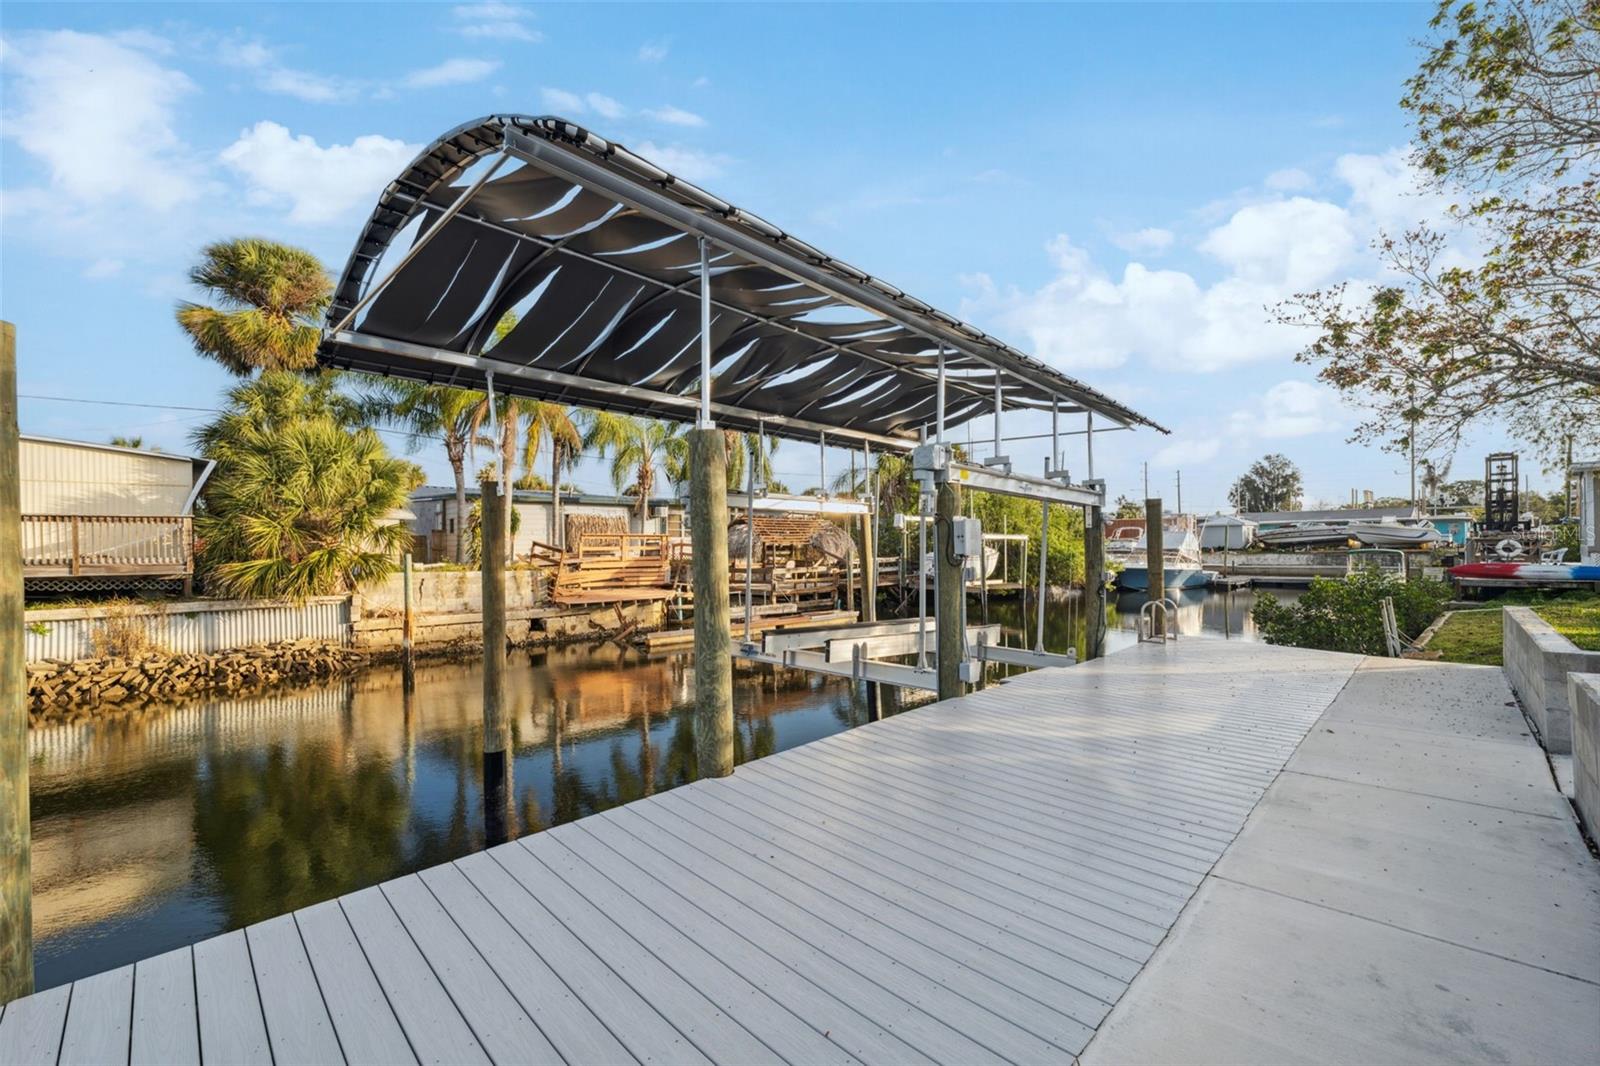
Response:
[193, 372, 423, 597]
[586, 413, 688, 525]
[661, 428, 776, 493]
[364, 380, 483, 563]
[523, 402, 583, 547]
[176, 238, 331, 375]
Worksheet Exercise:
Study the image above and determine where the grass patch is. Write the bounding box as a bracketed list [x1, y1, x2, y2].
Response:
[1429, 595, 1600, 665]
[1430, 609, 1507, 665]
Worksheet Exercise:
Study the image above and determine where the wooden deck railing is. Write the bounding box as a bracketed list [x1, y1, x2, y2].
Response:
[21, 514, 193, 578]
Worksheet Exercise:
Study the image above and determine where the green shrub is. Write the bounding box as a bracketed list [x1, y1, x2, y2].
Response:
[1251, 571, 1452, 655]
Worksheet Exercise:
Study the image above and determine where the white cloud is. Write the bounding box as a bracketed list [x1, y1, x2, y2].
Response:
[1, 30, 199, 211]
[219, 38, 354, 102]
[84, 258, 125, 279]
[632, 141, 730, 182]
[637, 40, 669, 63]
[1198, 197, 1356, 288]
[452, 2, 543, 42]
[585, 92, 625, 119]
[404, 58, 501, 88]
[540, 87, 585, 113]
[1228, 380, 1348, 438]
[220, 121, 418, 224]
[1265, 167, 1313, 191]
[691, 75, 711, 89]
[644, 105, 707, 128]
[1111, 227, 1174, 255]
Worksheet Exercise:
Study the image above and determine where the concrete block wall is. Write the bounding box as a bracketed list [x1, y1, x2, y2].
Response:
[1571, 674, 1600, 836]
[1503, 607, 1600, 754]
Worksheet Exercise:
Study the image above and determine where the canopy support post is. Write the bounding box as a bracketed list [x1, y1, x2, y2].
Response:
[861, 441, 876, 624]
[698, 237, 714, 430]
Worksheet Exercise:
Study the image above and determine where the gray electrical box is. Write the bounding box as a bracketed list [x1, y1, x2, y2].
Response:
[951, 516, 983, 558]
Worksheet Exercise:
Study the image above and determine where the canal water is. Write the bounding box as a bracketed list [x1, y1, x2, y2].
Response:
[29, 584, 1294, 989]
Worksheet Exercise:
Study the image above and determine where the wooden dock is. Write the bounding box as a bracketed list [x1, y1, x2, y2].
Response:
[7, 640, 1572, 1065]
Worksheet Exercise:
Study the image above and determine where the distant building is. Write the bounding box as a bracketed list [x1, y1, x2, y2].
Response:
[21, 435, 213, 594]
[409, 485, 684, 562]
[1199, 514, 1257, 550]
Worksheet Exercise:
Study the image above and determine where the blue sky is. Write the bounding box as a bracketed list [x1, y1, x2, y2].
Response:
[0, 2, 1530, 510]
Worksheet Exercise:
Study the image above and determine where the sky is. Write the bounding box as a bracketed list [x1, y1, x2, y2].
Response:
[0, 2, 1534, 511]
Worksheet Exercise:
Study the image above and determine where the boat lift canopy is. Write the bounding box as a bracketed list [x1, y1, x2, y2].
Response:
[318, 115, 1165, 451]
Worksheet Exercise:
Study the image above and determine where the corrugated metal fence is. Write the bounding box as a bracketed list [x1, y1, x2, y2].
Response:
[24, 597, 351, 662]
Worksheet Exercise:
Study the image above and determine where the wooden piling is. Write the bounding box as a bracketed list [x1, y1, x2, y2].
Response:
[1, 321, 31, 1003]
[935, 481, 963, 701]
[1145, 497, 1166, 636]
[1084, 502, 1106, 659]
[480, 479, 510, 833]
[688, 429, 734, 778]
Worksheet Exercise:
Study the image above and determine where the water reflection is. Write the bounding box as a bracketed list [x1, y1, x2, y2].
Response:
[28, 641, 867, 990]
[979, 584, 1301, 654]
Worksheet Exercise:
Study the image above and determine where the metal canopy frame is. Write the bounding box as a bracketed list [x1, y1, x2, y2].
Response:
[318, 114, 1166, 450]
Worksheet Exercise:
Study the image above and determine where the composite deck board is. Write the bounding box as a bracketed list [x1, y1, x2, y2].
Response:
[129, 948, 197, 1066]
[7, 640, 1366, 1065]
[246, 913, 344, 1066]
[293, 898, 418, 1065]
[192, 930, 270, 1066]
[56, 965, 131, 1066]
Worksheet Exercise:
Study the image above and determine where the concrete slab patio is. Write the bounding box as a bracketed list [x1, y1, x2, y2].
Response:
[1082, 654, 1600, 1066]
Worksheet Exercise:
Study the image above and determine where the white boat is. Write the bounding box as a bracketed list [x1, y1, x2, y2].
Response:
[1113, 518, 1207, 591]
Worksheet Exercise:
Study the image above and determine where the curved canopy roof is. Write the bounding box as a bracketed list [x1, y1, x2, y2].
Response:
[319, 115, 1166, 448]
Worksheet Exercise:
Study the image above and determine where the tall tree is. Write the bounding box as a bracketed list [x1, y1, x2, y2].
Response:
[176, 238, 332, 375]
[193, 372, 422, 597]
[1229, 454, 1305, 513]
[1278, 0, 1599, 464]
[363, 381, 483, 563]
[585, 413, 687, 525]
[523, 402, 583, 547]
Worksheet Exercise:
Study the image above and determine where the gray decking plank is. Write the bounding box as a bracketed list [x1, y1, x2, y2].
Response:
[130, 947, 197, 1066]
[475, 844, 781, 1065]
[512, 834, 854, 1065]
[577, 812, 1010, 1066]
[646, 790, 1102, 1052]
[415, 862, 638, 1066]
[447, 851, 710, 1066]
[247, 912, 344, 1065]
[745, 752, 1195, 909]
[735, 763, 1187, 932]
[680, 781, 1139, 1012]
[58, 965, 132, 1066]
[548, 822, 932, 1064]
[0, 983, 70, 1066]
[338, 886, 489, 1066]
[598, 805, 1070, 1065]
[295, 899, 417, 1066]
[193, 930, 270, 1066]
[379, 875, 560, 1065]
[620, 796, 1083, 1062]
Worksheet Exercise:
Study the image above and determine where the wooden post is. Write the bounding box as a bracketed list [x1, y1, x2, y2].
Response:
[480, 479, 510, 843]
[1084, 503, 1106, 659]
[401, 551, 416, 688]
[688, 429, 734, 778]
[1145, 497, 1166, 636]
[936, 481, 963, 701]
[1, 321, 31, 1003]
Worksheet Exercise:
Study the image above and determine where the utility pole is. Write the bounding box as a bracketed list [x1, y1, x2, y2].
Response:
[1, 320, 31, 1003]
[1142, 461, 1149, 499]
[1176, 470, 1182, 515]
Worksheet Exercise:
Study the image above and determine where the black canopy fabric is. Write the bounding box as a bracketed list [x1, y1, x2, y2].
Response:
[319, 115, 1165, 447]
